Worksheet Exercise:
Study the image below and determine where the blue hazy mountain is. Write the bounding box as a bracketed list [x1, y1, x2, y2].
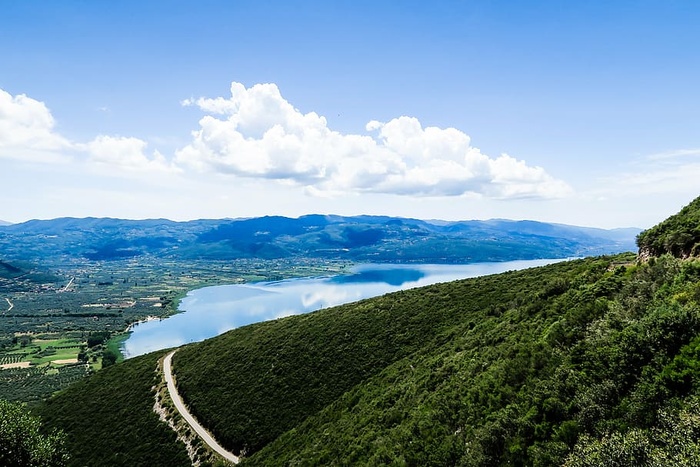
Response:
[0, 215, 640, 263]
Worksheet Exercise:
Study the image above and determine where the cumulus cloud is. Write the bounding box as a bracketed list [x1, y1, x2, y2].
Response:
[1, 84, 570, 197]
[0, 88, 178, 177]
[176, 82, 571, 199]
[0, 88, 72, 161]
[84, 135, 179, 173]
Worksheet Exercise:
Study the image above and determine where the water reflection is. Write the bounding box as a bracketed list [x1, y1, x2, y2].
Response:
[330, 268, 425, 286]
[122, 259, 561, 358]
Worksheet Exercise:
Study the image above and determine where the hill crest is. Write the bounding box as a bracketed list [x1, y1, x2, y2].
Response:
[637, 195, 700, 259]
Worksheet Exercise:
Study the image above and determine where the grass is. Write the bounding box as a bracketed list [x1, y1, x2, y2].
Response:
[2, 335, 84, 366]
[106, 333, 129, 362]
[30, 352, 78, 365]
[33, 338, 81, 349]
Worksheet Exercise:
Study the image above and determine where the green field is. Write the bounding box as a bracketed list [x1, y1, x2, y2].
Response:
[1, 335, 82, 367]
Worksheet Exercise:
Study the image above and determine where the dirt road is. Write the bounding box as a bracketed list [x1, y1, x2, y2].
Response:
[163, 350, 240, 464]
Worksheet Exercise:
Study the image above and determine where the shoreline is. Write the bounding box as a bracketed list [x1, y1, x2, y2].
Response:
[125, 315, 162, 333]
[122, 259, 563, 359]
[117, 263, 355, 360]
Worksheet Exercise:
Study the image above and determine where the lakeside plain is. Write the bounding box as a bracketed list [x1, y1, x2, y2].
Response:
[0, 256, 350, 403]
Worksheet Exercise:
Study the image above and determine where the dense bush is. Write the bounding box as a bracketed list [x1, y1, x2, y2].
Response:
[173, 258, 595, 457]
[243, 255, 700, 466]
[637, 195, 700, 257]
[0, 399, 68, 466]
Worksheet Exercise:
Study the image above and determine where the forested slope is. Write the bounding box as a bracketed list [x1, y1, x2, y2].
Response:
[173, 259, 586, 456]
[244, 255, 700, 465]
[166, 252, 700, 466]
[637, 195, 700, 258]
[36, 351, 190, 467]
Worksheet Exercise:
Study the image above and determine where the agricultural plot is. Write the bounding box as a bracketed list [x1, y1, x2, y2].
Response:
[0, 333, 92, 401]
[0, 362, 89, 403]
[0, 353, 27, 367]
[0, 257, 348, 336]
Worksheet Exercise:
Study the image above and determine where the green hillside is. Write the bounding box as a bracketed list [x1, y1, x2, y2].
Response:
[637, 195, 700, 258]
[171, 253, 700, 466]
[37, 351, 190, 467]
[34, 197, 700, 466]
[173, 260, 577, 455]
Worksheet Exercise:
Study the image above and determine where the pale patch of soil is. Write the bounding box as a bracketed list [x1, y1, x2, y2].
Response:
[1, 361, 31, 369]
[52, 358, 78, 364]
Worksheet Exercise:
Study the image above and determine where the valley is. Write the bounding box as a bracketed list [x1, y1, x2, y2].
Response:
[0, 210, 664, 466]
[2, 4, 696, 465]
[123, 259, 559, 358]
[0, 214, 637, 404]
[27, 196, 700, 465]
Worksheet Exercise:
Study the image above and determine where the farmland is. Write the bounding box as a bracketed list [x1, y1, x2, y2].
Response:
[0, 255, 349, 403]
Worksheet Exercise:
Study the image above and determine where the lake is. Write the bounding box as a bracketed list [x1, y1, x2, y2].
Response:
[122, 259, 561, 357]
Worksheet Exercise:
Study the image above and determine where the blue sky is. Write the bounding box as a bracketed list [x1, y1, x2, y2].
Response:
[1, 1, 699, 228]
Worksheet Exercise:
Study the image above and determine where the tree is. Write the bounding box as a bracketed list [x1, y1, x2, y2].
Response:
[0, 400, 68, 466]
[565, 398, 700, 467]
[102, 349, 118, 368]
[87, 331, 111, 349]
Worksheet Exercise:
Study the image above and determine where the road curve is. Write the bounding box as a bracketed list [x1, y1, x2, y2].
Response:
[163, 350, 240, 464]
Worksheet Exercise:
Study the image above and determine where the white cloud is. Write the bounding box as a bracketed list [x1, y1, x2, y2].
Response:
[615, 163, 700, 194]
[0, 88, 72, 162]
[646, 148, 700, 161]
[176, 82, 571, 199]
[84, 135, 179, 174]
[0, 87, 181, 178]
[1, 84, 571, 202]
[592, 148, 700, 198]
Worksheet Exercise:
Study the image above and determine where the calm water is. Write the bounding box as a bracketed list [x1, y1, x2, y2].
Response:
[122, 259, 560, 357]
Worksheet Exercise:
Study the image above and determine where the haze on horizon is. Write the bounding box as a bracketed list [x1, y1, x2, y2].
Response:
[1, 1, 699, 229]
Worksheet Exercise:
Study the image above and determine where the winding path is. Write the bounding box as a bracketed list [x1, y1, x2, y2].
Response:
[163, 350, 240, 464]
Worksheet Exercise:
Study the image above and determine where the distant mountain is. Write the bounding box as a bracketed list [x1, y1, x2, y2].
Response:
[0, 259, 22, 277]
[0, 219, 11, 226]
[0, 215, 640, 263]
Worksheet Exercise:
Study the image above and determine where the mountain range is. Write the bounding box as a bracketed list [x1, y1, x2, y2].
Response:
[0, 215, 639, 264]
